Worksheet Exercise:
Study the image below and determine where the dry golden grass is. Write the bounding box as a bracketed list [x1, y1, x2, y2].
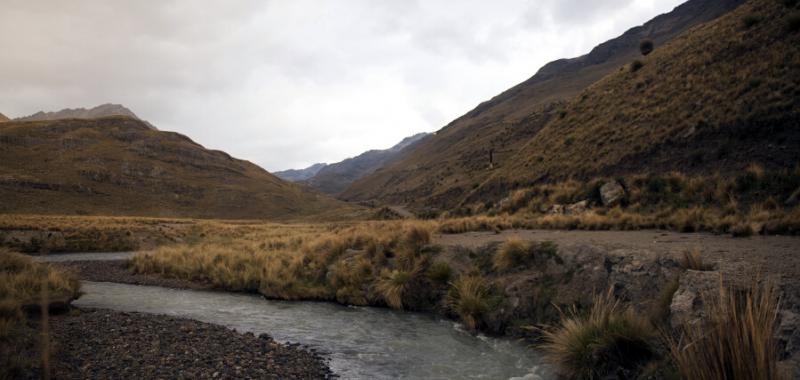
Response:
[0, 249, 81, 379]
[543, 288, 655, 380]
[666, 279, 786, 380]
[132, 220, 440, 308]
[446, 275, 497, 330]
[437, 169, 800, 236]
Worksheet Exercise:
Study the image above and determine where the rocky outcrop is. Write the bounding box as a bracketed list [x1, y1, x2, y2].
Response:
[547, 200, 590, 215]
[600, 180, 625, 206]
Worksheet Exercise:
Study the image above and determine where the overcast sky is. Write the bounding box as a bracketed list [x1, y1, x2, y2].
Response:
[0, 0, 684, 171]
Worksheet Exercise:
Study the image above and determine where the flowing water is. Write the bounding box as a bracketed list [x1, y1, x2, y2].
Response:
[76, 281, 553, 380]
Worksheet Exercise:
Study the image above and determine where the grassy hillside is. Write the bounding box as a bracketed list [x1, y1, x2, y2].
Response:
[481, 0, 799, 199]
[341, 0, 745, 209]
[0, 117, 357, 219]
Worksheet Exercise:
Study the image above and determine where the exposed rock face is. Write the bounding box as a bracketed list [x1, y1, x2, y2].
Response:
[600, 180, 625, 206]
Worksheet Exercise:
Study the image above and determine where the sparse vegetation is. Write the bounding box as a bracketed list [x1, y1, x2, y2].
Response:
[666, 279, 786, 380]
[630, 60, 644, 72]
[543, 288, 655, 379]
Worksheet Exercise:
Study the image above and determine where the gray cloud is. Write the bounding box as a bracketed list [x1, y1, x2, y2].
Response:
[0, 0, 683, 171]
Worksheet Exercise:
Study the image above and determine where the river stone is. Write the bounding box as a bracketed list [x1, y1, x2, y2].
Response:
[600, 180, 625, 207]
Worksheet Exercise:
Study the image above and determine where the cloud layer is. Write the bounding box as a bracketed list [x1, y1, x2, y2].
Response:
[0, 0, 683, 171]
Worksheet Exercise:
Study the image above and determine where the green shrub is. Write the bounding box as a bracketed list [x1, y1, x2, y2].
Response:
[543, 288, 655, 380]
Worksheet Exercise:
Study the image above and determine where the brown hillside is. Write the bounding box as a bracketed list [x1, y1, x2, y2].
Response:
[0, 112, 8, 122]
[0, 117, 355, 219]
[475, 0, 800, 203]
[341, 0, 745, 209]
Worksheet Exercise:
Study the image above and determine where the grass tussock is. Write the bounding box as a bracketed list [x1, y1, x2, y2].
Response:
[447, 275, 497, 330]
[680, 249, 714, 271]
[493, 238, 558, 272]
[543, 288, 655, 380]
[666, 279, 786, 380]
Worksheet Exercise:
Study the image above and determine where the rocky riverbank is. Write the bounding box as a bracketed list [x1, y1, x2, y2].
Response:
[35, 308, 332, 379]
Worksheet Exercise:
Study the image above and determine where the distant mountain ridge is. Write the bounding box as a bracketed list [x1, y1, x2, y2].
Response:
[0, 112, 8, 122]
[276, 133, 431, 195]
[274, 163, 328, 182]
[304, 132, 431, 195]
[15, 103, 157, 129]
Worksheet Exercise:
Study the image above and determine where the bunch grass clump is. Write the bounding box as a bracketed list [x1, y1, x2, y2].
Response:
[543, 288, 655, 380]
[447, 275, 497, 330]
[666, 278, 785, 380]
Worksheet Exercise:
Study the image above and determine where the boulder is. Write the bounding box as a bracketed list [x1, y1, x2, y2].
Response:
[600, 180, 625, 206]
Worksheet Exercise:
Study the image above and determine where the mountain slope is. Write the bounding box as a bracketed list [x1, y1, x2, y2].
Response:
[16, 104, 156, 129]
[274, 163, 327, 182]
[341, 0, 746, 209]
[475, 0, 799, 203]
[0, 112, 8, 122]
[0, 116, 354, 219]
[307, 133, 430, 195]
